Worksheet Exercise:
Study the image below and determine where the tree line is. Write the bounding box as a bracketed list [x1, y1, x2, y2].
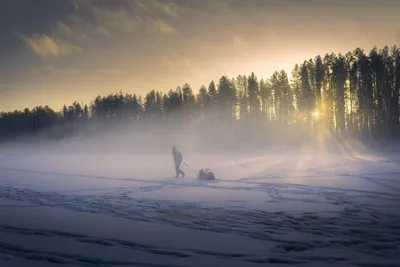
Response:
[1, 45, 399, 145]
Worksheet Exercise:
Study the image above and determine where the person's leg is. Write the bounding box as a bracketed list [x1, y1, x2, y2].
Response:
[176, 162, 185, 177]
[175, 162, 180, 177]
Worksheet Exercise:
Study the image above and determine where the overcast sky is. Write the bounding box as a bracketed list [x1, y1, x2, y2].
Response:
[1, 0, 399, 111]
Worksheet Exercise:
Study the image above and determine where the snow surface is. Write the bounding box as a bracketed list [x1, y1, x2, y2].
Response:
[1, 143, 400, 266]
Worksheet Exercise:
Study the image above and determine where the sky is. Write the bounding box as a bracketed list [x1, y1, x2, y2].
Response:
[1, 0, 399, 112]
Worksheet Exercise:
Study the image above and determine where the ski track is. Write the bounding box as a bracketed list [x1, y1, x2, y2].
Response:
[1, 152, 400, 266]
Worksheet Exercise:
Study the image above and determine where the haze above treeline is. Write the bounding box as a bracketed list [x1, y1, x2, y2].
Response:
[1, 45, 399, 149]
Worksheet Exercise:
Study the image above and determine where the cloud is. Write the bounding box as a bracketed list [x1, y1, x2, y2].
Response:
[151, 18, 177, 34]
[134, 0, 149, 11]
[134, 0, 183, 17]
[136, 16, 177, 35]
[232, 35, 248, 49]
[64, 14, 92, 43]
[17, 33, 82, 58]
[71, 0, 138, 34]
[96, 26, 109, 36]
[90, 5, 137, 33]
[66, 13, 90, 30]
[55, 21, 73, 38]
[148, 0, 182, 17]
[66, 0, 182, 39]
[71, 0, 91, 10]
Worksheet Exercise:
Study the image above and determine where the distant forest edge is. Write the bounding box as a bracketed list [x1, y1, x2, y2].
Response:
[1, 45, 399, 146]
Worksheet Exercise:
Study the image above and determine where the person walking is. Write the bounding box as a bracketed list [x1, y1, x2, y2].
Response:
[172, 145, 185, 178]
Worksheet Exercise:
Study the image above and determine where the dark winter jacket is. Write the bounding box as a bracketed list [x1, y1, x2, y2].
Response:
[173, 150, 183, 164]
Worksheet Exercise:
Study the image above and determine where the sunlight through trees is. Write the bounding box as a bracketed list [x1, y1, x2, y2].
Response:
[0, 45, 399, 144]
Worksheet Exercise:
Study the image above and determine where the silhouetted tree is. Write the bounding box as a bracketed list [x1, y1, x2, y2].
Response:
[1, 44, 399, 145]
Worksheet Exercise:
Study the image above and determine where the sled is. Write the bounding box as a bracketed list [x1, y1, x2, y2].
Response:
[198, 168, 216, 180]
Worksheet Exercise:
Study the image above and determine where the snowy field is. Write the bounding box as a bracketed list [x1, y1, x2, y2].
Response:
[1, 142, 400, 267]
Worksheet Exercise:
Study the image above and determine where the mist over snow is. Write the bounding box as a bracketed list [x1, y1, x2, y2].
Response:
[1, 119, 400, 267]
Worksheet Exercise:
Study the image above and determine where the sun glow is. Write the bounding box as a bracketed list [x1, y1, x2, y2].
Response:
[313, 111, 319, 120]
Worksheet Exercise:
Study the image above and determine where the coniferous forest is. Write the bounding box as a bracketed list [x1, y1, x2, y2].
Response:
[1, 45, 399, 147]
